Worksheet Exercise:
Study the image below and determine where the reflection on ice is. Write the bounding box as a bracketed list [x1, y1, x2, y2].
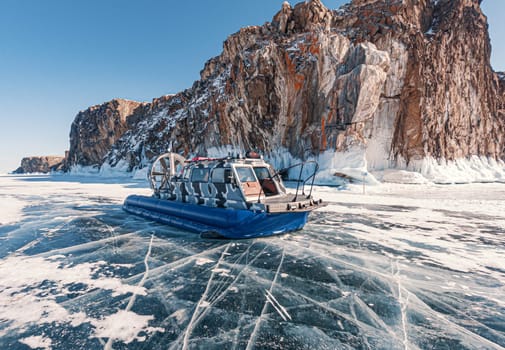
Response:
[0, 175, 504, 349]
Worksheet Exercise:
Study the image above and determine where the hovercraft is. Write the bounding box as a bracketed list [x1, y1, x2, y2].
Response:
[123, 152, 324, 238]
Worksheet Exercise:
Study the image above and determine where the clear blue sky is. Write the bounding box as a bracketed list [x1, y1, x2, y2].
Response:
[0, 0, 503, 174]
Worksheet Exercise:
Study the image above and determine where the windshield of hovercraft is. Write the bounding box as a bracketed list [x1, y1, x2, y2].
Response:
[234, 166, 262, 198]
[253, 166, 280, 196]
[235, 167, 256, 182]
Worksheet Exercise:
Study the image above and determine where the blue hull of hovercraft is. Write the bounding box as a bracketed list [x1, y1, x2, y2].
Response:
[123, 195, 309, 239]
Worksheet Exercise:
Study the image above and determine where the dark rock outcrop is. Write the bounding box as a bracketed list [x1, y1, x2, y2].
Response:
[63, 0, 505, 174]
[13, 156, 65, 174]
[64, 99, 146, 169]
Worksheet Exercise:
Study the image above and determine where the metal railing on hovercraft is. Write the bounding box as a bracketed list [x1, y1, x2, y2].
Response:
[257, 161, 319, 203]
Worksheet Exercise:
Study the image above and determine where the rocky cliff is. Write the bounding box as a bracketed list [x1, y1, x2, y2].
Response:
[64, 0, 505, 180]
[14, 156, 65, 174]
[65, 98, 146, 169]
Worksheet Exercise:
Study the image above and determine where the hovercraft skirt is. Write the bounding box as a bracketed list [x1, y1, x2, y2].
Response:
[123, 195, 309, 239]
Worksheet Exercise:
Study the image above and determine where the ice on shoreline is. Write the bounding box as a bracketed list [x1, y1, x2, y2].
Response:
[58, 147, 505, 185]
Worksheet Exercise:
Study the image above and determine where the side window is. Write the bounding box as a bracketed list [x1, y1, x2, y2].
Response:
[191, 168, 209, 182]
[211, 168, 225, 183]
[253, 167, 271, 180]
[235, 167, 257, 182]
[211, 168, 236, 184]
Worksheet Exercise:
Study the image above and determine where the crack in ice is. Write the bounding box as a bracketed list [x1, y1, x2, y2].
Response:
[170, 243, 269, 350]
[265, 289, 291, 321]
[394, 260, 410, 350]
[103, 234, 155, 350]
[245, 248, 286, 350]
[180, 243, 231, 350]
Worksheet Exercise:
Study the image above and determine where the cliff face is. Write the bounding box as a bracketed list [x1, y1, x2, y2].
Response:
[65, 0, 505, 175]
[14, 156, 65, 174]
[65, 99, 145, 169]
[331, 0, 503, 167]
[336, 0, 505, 166]
[103, 0, 392, 170]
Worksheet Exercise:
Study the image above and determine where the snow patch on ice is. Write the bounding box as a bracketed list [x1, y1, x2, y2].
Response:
[0, 254, 146, 337]
[200, 300, 211, 307]
[19, 335, 53, 350]
[195, 258, 215, 266]
[170, 309, 188, 323]
[211, 268, 232, 277]
[90, 310, 164, 344]
[0, 194, 25, 224]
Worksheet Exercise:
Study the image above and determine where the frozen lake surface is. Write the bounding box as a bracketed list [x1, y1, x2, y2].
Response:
[0, 174, 504, 349]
